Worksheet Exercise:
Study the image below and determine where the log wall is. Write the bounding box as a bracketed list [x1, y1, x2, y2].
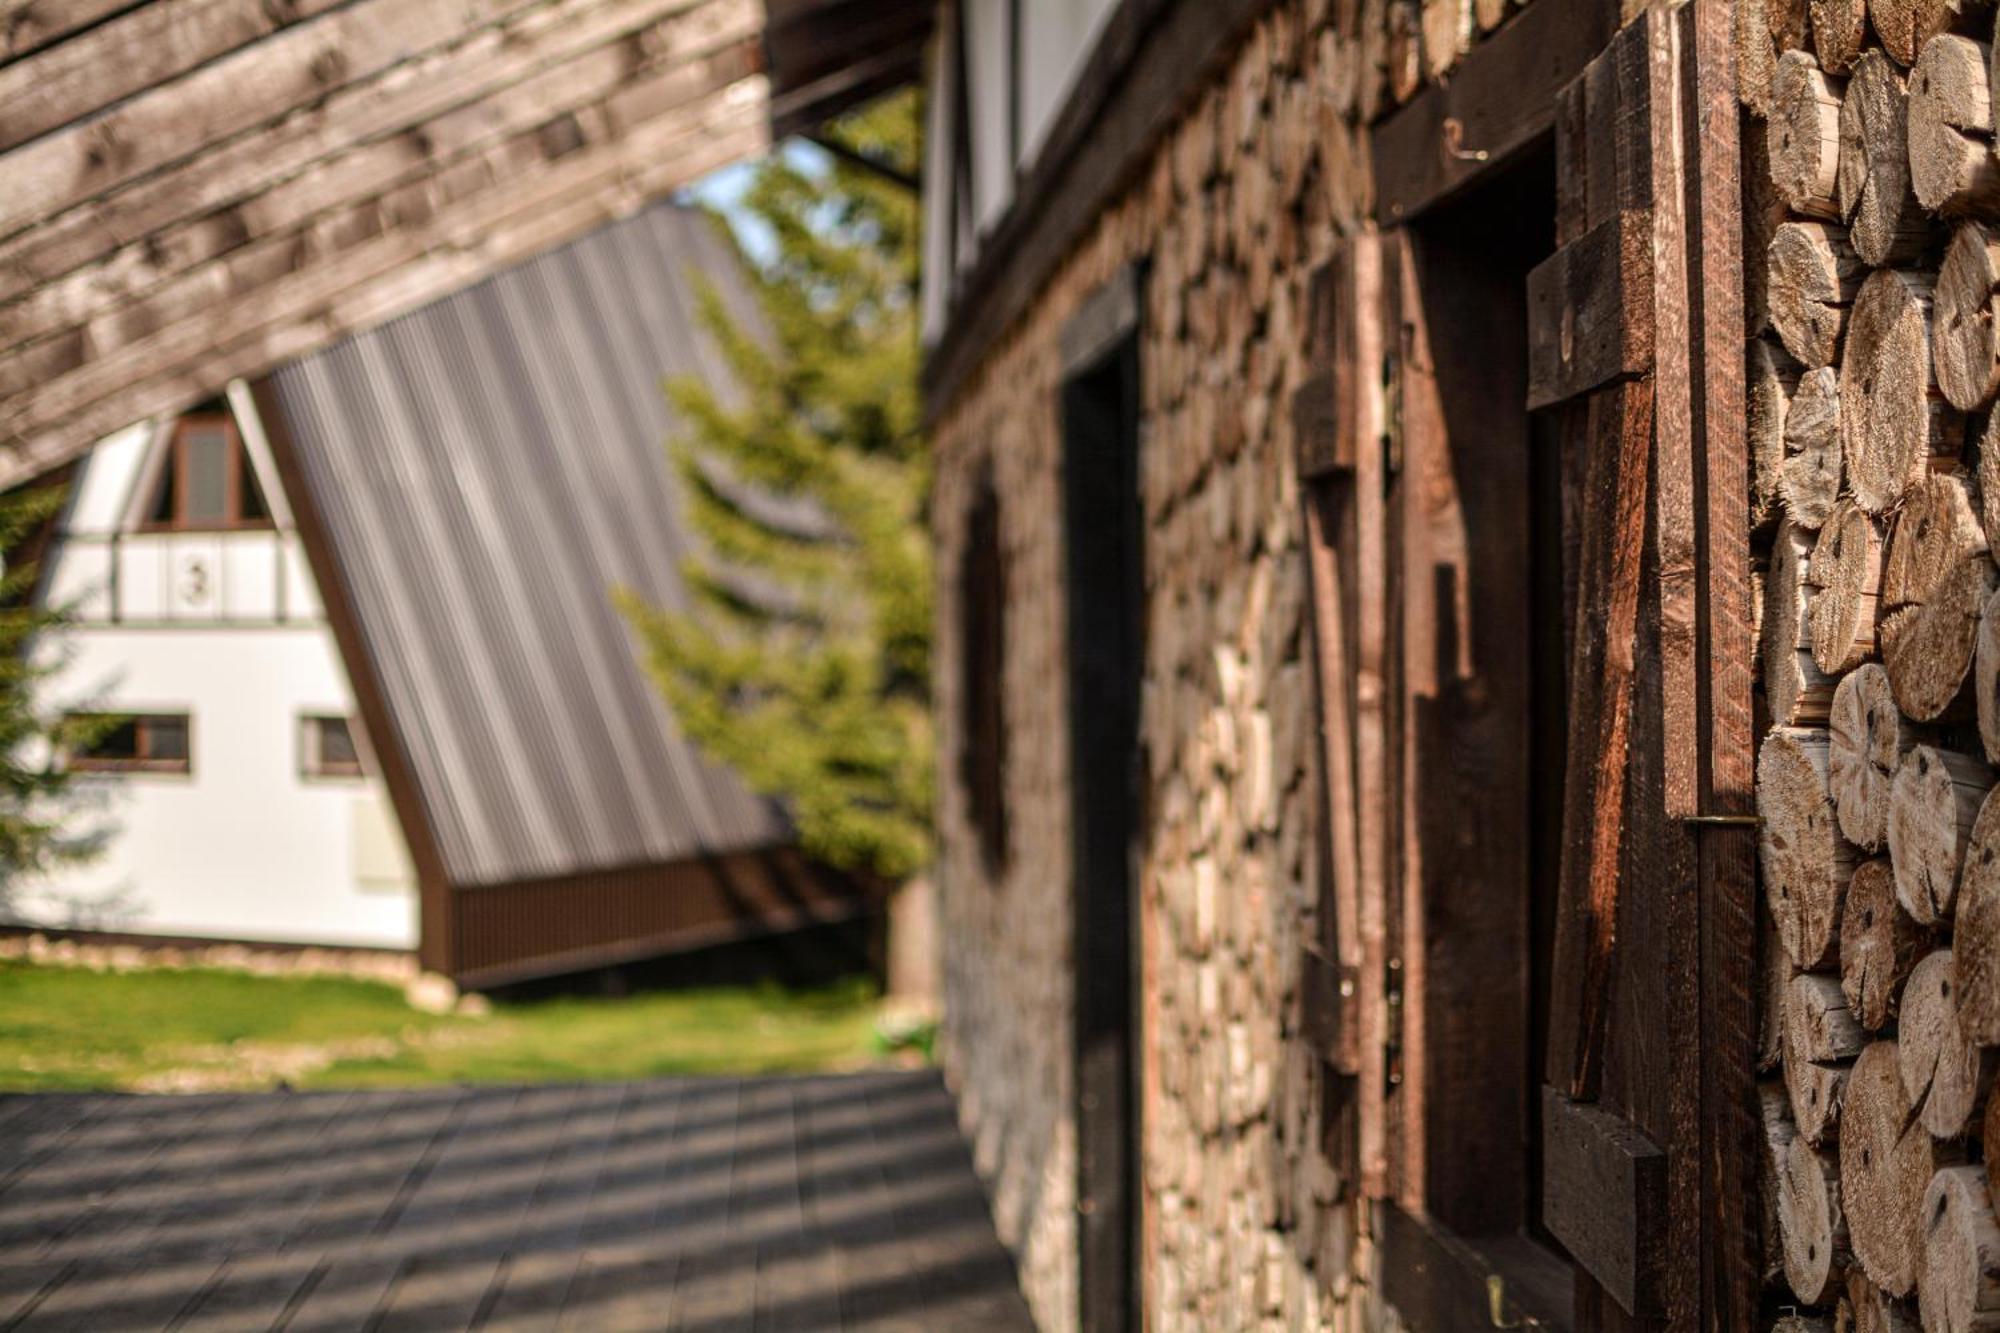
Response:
[1751, 4, 2000, 1329]
[929, 0, 1553, 1330]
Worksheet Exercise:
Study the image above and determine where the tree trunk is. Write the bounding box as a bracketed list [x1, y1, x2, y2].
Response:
[1950, 787, 2000, 1042]
[1918, 1165, 2000, 1332]
[1909, 34, 2000, 215]
[1936, 223, 2000, 409]
[1767, 519, 1840, 726]
[1840, 48, 1932, 265]
[1842, 267, 1959, 515]
[1780, 1131, 1852, 1304]
[1785, 365, 1846, 528]
[1770, 219, 1865, 368]
[1843, 856, 1932, 1027]
[1754, 338, 1804, 530]
[1772, 50, 1848, 220]
[1842, 1040, 1949, 1295]
[1810, 499, 1885, 673]
[1831, 664, 1924, 849]
[1763, 726, 1861, 967]
[1883, 556, 1995, 720]
[1888, 744, 1993, 922]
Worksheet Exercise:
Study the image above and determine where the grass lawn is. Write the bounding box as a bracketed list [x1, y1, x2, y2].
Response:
[0, 961, 897, 1093]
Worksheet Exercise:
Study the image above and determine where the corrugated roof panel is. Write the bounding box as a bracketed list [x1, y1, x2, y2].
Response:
[267, 201, 788, 888]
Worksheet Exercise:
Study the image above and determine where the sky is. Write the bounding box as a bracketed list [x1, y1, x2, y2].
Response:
[679, 140, 836, 270]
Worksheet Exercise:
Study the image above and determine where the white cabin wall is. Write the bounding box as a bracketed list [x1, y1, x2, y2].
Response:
[10, 395, 417, 952]
[15, 626, 417, 949]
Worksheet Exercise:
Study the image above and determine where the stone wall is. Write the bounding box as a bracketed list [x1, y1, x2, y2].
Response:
[929, 2, 1554, 1330]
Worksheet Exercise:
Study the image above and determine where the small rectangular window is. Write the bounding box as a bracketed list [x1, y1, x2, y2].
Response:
[301, 715, 364, 779]
[67, 713, 193, 775]
[144, 411, 273, 533]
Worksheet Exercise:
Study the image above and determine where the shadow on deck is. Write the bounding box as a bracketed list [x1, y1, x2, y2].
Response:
[0, 1070, 1035, 1330]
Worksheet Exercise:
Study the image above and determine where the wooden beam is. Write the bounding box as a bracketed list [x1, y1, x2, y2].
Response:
[0, 0, 751, 306]
[0, 0, 550, 241]
[0, 0, 348, 155]
[0, 0, 138, 62]
[1525, 210, 1654, 409]
[1370, 0, 1616, 223]
[0, 33, 763, 386]
[1541, 1087, 1669, 1317]
[0, 88, 767, 484]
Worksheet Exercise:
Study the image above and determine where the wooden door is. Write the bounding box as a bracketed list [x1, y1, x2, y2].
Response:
[1293, 6, 1756, 1329]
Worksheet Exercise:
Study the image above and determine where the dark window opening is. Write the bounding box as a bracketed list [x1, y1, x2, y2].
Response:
[67, 713, 192, 774]
[960, 470, 1009, 874]
[302, 715, 365, 779]
[144, 408, 274, 533]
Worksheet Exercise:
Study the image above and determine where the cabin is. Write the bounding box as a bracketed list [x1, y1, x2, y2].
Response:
[862, 0, 2000, 1329]
[7, 201, 875, 989]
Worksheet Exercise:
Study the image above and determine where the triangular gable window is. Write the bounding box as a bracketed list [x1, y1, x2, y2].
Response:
[142, 404, 272, 532]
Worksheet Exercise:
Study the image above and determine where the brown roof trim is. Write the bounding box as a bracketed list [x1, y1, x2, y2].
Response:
[920, 0, 1275, 426]
[250, 375, 460, 977]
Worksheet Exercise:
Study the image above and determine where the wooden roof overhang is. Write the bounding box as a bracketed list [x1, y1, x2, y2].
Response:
[761, 0, 931, 140]
[0, 0, 782, 489]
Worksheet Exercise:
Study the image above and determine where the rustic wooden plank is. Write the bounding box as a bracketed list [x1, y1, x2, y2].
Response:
[0, 90, 767, 483]
[1545, 379, 1656, 1100]
[1377, 1201, 1571, 1332]
[0, 0, 555, 239]
[1542, 1087, 1668, 1316]
[0, 0, 348, 155]
[1688, 0, 1762, 1322]
[1371, 0, 1616, 223]
[1525, 210, 1654, 409]
[0, 0, 762, 351]
[0, 0, 136, 62]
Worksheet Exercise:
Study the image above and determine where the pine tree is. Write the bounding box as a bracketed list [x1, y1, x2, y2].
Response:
[622, 91, 931, 881]
[0, 483, 106, 911]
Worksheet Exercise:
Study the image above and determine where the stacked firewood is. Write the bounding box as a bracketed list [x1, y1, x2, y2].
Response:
[1745, 3, 2000, 1329]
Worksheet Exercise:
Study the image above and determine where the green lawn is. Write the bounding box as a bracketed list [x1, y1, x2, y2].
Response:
[0, 960, 895, 1093]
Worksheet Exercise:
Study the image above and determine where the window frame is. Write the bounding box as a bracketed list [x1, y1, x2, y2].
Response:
[66, 712, 193, 776]
[299, 714, 366, 781]
[139, 413, 274, 534]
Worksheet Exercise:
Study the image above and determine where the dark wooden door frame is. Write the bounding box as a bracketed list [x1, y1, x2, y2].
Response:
[1061, 268, 1144, 1333]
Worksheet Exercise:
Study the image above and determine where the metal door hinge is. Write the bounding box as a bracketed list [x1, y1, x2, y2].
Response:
[1383, 956, 1405, 1089]
[1487, 1276, 1545, 1329]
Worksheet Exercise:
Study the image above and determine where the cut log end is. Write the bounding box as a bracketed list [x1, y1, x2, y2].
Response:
[1843, 857, 1930, 1028]
[1897, 949, 1993, 1138]
[1762, 727, 1859, 968]
[1771, 221, 1863, 369]
[1770, 51, 1846, 220]
[1886, 745, 1992, 925]
[1935, 224, 2000, 411]
[1908, 34, 2000, 216]
[1840, 49, 1930, 266]
[1832, 664, 1921, 850]
[1952, 788, 2000, 1045]
[1779, 1132, 1850, 1305]
[1810, 499, 1883, 673]
[1917, 1165, 2000, 1333]
[1785, 366, 1845, 528]
[1884, 557, 1995, 722]
[1841, 268, 1953, 516]
[1841, 1040, 1944, 1296]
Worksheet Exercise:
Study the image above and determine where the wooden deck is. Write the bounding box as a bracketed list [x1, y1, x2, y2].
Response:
[0, 1071, 1035, 1330]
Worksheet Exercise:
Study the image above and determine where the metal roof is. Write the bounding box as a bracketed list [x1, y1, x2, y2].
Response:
[265, 200, 789, 889]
